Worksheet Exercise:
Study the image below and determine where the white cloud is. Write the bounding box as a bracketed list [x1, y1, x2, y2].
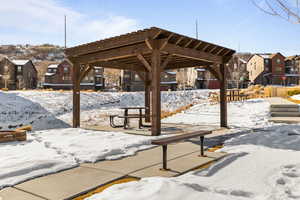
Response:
[0, 0, 139, 46]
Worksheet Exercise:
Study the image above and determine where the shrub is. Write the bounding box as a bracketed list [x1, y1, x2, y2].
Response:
[287, 89, 300, 96]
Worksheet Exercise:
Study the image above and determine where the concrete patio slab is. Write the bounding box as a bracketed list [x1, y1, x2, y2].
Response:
[129, 151, 226, 178]
[267, 97, 296, 105]
[81, 141, 202, 175]
[0, 187, 44, 200]
[86, 123, 218, 136]
[15, 167, 122, 200]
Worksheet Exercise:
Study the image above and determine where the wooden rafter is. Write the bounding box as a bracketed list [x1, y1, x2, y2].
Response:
[159, 33, 174, 50]
[153, 30, 163, 39]
[163, 43, 223, 64]
[209, 46, 218, 54]
[193, 41, 202, 49]
[184, 39, 194, 48]
[161, 54, 173, 69]
[137, 53, 152, 72]
[73, 43, 151, 64]
[216, 48, 225, 55]
[202, 44, 210, 52]
[175, 36, 184, 45]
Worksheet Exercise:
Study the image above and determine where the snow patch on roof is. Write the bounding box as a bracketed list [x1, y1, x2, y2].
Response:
[11, 60, 30, 66]
[48, 64, 58, 69]
[165, 71, 176, 75]
[45, 72, 55, 76]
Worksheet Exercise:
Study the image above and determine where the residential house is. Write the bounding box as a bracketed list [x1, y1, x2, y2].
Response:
[0, 57, 37, 89]
[43, 60, 105, 90]
[227, 55, 249, 88]
[285, 55, 300, 85]
[176, 67, 197, 89]
[247, 53, 286, 85]
[120, 70, 177, 91]
[194, 68, 220, 89]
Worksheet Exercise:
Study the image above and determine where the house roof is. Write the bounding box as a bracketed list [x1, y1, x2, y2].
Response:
[238, 58, 247, 64]
[196, 68, 206, 72]
[285, 55, 300, 61]
[165, 71, 176, 75]
[11, 59, 30, 66]
[257, 54, 271, 59]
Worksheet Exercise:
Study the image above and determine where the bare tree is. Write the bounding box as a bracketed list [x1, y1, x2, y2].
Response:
[251, 0, 300, 23]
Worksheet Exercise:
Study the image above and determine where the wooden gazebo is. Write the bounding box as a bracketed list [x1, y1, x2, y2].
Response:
[65, 27, 235, 136]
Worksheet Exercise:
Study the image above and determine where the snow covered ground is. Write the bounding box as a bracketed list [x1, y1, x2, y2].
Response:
[86, 125, 300, 200]
[291, 94, 300, 101]
[0, 128, 161, 189]
[163, 99, 271, 130]
[0, 90, 211, 130]
[3, 89, 297, 200]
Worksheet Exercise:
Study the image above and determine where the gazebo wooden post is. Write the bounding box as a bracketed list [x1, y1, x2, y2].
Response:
[73, 62, 81, 128]
[151, 46, 161, 136]
[220, 63, 227, 127]
[145, 72, 151, 122]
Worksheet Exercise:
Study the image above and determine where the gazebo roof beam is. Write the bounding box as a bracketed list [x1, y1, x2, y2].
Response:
[184, 39, 194, 48]
[162, 43, 223, 64]
[73, 43, 151, 64]
[161, 54, 173, 69]
[193, 41, 202, 50]
[137, 53, 152, 72]
[209, 46, 218, 53]
[202, 44, 210, 52]
[175, 36, 184, 45]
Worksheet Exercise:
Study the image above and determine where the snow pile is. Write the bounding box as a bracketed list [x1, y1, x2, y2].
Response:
[120, 90, 211, 111]
[0, 135, 77, 189]
[291, 94, 300, 101]
[0, 90, 212, 130]
[0, 128, 159, 189]
[162, 99, 270, 129]
[86, 125, 300, 200]
[32, 128, 157, 163]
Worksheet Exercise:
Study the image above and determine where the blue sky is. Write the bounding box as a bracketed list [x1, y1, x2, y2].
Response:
[0, 0, 299, 55]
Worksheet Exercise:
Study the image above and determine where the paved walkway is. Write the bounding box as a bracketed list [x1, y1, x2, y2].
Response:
[266, 97, 296, 105]
[0, 141, 226, 200]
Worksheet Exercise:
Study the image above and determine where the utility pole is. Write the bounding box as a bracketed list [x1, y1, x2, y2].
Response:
[195, 19, 198, 39]
[64, 15, 67, 48]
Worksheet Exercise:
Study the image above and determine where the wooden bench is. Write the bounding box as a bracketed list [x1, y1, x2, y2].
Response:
[151, 130, 212, 170]
[110, 114, 148, 129]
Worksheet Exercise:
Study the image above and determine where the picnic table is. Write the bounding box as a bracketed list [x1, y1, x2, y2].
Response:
[110, 106, 150, 129]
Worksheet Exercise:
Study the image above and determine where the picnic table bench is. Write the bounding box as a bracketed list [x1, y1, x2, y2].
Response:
[151, 130, 212, 170]
[109, 106, 150, 129]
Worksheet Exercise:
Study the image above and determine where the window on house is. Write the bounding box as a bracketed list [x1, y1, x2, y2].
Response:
[135, 74, 141, 81]
[95, 69, 99, 73]
[17, 66, 22, 73]
[277, 59, 281, 64]
[64, 67, 68, 73]
[265, 59, 269, 64]
[276, 67, 282, 72]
